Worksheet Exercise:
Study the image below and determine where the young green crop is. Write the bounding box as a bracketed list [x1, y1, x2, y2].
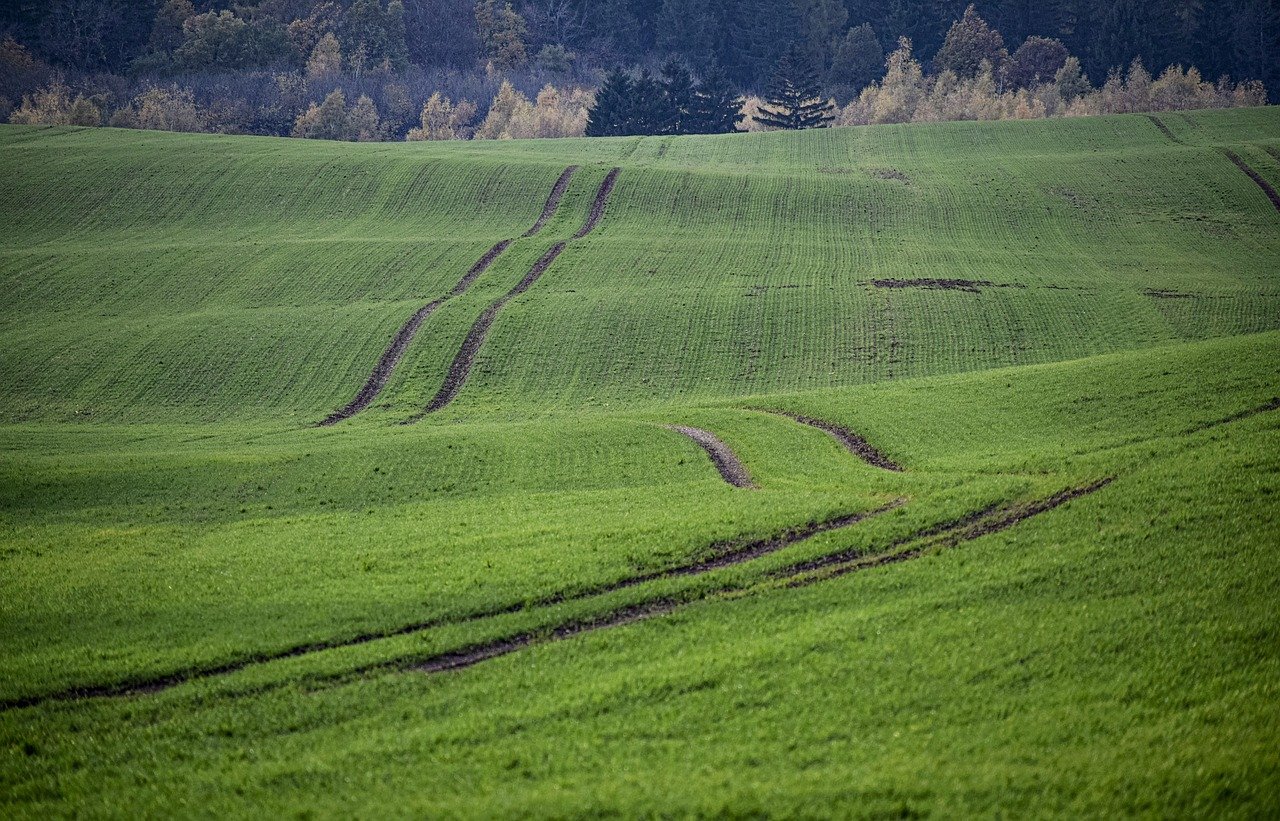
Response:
[0, 108, 1277, 816]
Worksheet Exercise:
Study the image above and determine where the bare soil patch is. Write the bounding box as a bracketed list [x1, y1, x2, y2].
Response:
[869, 167, 911, 184]
[871, 278, 1021, 293]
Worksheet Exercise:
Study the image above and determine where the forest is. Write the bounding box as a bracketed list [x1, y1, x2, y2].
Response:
[1, 0, 1275, 140]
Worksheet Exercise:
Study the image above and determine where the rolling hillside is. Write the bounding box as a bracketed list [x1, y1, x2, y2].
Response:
[1, 108, 1278, 816]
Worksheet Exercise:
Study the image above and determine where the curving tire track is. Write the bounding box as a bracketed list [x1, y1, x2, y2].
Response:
[405, 168, 621, 421]
[523, 165, 579, 237]
[318, 166, 578, 426]
[0, 496, 899, 710]
[0, 475, 1114, 706]
[400, 478, 1113, 679]
[1221, 149, 1280, 213]
[665, 425, 755, 488]
[766, 411, 904, 471]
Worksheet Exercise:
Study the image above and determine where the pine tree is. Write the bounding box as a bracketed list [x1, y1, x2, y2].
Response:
[687, 63, 744, 133]
[754, 45, 835, 129]
[585, 68, 635, 136]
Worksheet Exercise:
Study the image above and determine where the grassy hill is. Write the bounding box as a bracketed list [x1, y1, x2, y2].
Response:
[1, 108, 1278, 816]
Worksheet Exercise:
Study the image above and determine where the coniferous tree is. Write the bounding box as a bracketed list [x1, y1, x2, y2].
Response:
[755, 45, 835, 129]
[658, 58, 695, 134]
[629, 68, 668, 135]
[687, 63, 745, 133]
[585, 67, 635, 136]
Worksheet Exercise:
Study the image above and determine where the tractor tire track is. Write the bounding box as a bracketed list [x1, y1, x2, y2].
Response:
[788, 478, 1114, 586]
[3, 477, 1110, 706]
[666, 425, 755, 488]
[523, 165, 578, 237]
[765, 411, 904, 471]
[1146, 115, 1183, 144]
[2, 483, 901, 710]
[396, 479, 1113, 680]
[1184, 396, 1280, 434]
[405, 168, 620, 421]
[318, 166, 577, 426]
[1221, 148, 1280, 213]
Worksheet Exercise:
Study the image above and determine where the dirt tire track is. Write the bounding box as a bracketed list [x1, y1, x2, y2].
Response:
[1146, 115, 1183, 144]
[1, 478, 1112, 706]
[1221, 148, 1280, 213]
[523, 166, 578, 237]
[787, 478, 1114, 586]
[0, 496, 899, 710]
[666, 425, 755, 488]
[399, 479, 1113, 680]
[416, 600, 681, 674]
[406, 168, 621, 420]
[1184, 396, 1280, 433]
[766, 411, 904, 471]
[574, 167, 621, 238]
[318, 166, 578, 426]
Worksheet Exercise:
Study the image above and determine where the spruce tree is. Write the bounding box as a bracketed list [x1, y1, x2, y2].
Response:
[687, 63, 745, 134]
[659, 59, 695, 135]
[629, 69, 668, 135]
[585, 68, 635, 136]
[754, 45, 835, 129]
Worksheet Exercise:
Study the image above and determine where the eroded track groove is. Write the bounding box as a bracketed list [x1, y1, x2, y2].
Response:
[666, 425, 755, 488]
[1221, 149, 1280, 213]
[398, 478, 1114, 679]
[0, 475, 1110, 707]
[318, 166, 578, 426]
[406, 168, 621, 421]
[767, 411, 904, 471]
[1146, 115, 1183, 144]
[0, 495, 897, 710]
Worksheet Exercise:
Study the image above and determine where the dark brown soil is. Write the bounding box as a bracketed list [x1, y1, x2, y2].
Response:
[523, 166, 578, 237]
[869, 167, 911, 183]
[666, 425, 755, 488]
[1147, 115, 1183, 144]
[406, 168, 621, 420]
[319, 165, 580, 426]
[407, 479, 1114, 680]
[770, 411, 904, 471]
[1221, 148, 1280, 213]
[317, 241, 514, 427]
[0, 497, 903, 710]
[871, 278, 1015, 293]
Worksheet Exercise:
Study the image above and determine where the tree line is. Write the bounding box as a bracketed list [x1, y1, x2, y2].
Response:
[0, 1, 1271, 141]
[3, 0, 1275, 99]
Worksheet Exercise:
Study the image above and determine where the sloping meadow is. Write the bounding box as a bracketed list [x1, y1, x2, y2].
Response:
[1, 109, 1278, 815]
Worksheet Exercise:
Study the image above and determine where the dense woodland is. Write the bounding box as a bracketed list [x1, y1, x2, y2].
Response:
[0, 0, 1274, 140]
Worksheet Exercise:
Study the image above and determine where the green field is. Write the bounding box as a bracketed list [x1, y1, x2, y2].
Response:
[2, 108, 1279, 816]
